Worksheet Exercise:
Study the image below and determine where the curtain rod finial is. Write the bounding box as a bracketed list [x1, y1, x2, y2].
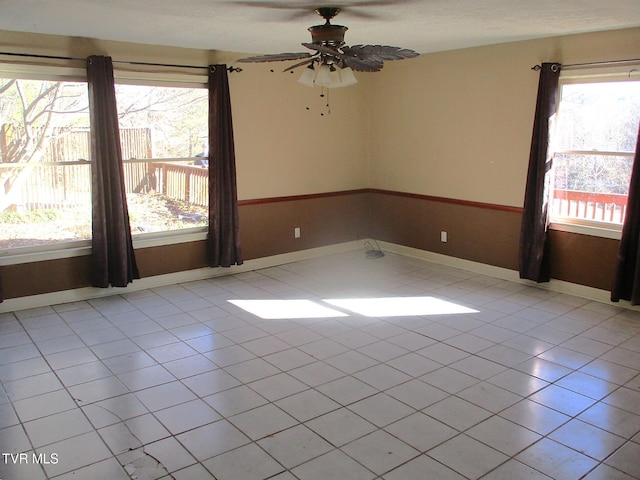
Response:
[531, 63, 561, 72]
[209, 65, 243, 74]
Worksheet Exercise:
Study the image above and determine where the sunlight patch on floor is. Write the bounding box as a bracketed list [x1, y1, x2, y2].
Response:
[229, 296, 477, 319]
[228, 299, 348, 319]
[324, 296, 479, 317]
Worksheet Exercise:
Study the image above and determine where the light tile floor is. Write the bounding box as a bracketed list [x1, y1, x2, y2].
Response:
[1, 250, 640, 479]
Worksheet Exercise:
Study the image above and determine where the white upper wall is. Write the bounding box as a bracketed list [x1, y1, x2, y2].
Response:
[1, 27, 639, 205]
[366, 27, 640, 207]
[0, 30, 371, 201]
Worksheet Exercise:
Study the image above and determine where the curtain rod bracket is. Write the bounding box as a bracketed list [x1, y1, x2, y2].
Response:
[209, 65, 243, 74]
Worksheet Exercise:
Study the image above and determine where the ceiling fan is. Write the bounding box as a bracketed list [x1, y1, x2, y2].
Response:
[237, 6, 419, 88]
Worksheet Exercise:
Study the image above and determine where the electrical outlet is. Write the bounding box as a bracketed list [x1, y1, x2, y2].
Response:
[294, 227, 301, 238]
[440, 231, 448, 242]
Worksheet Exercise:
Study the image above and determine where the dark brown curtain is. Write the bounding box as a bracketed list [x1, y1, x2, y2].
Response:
[207, 65, 242, 267]
[87, 55, 139, 287]
[611, 122, 640, 304]
[519, 62, 561, 283]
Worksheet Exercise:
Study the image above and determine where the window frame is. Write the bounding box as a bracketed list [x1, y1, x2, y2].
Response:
[0, 58, 210, 265]
[112, 79, 210, 239]
[549, 64, 640, 239]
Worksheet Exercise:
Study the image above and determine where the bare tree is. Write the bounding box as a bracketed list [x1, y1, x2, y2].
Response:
[556, 82, 640, 195]
[115, 85, 207, 158]
[0, 79, 88, 211]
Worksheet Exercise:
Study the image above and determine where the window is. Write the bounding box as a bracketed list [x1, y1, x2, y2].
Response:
[0, 64, 209, 253]
[550, 69, 640, 235]
[0, 77, 92, 249]
[114, 83, 209, 235]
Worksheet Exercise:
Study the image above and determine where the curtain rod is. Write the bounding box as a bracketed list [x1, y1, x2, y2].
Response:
[0, 51, 243, 72]
[531, 58, 640, 71]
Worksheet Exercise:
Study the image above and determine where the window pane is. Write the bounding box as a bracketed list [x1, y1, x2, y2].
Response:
[0, 78, 91, 248]
[114, 84, 209, 235]
[552, 78, 639, 227]
[552, 153, 631, 224]
[553, 153, 632, 195]
[557, 81, 640, 152]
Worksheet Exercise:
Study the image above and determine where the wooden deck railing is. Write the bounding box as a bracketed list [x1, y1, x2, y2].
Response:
[122, 160, 209, 206]
[552, 189, 627, 224]
[1, 160, 209, 212]
[3, 163, 627, 225]
[151, 162, 208, 207]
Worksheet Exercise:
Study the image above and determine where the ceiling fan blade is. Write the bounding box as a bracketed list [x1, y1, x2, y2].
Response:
[283, 58, 316, 72]
[222, 0, 415, 19]
[301, 42, 342, 58]
[342, 56, 384, 72]
[237, 52, 313, 63]
[342, 44, 419, 62]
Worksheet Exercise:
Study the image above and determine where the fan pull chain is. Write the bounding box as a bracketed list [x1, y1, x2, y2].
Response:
[324, 87, 331, 116]
[306, 88, 331, 116]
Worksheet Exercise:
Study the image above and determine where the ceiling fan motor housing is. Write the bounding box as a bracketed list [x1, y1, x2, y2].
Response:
[308, 24, 348, 46]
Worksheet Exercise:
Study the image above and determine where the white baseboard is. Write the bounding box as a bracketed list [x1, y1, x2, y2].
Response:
[0, 240, 364, 314]
[2, 239, 638, 313]
[378, 241, 640, 312]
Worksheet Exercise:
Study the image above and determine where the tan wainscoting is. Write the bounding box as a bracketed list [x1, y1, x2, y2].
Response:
[0, 189, 620, 303]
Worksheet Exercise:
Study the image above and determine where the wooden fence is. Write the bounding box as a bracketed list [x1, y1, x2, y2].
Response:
[41, 128, 152, 163]
[1, 163, 91, 211]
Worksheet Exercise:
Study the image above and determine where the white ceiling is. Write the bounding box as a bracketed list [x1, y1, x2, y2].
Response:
[0, 0, 639, 55]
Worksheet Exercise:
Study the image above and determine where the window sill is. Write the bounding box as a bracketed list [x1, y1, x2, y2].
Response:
[0, 241, 92, 266]
[549, 221, 622, 240]
[132, 227, 207, 249]
[0, 227, 208, 266]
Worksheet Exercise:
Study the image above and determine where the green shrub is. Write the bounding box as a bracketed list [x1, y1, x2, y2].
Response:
[0, 211, 27, 224]
[0, 209, 60, 224]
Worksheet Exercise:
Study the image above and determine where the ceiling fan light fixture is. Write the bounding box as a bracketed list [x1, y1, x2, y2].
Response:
[297, 64, 316, 87]
[297, 61, 359, 88]
[339, 66, 358, 87]
[314, 63, 339, 87]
